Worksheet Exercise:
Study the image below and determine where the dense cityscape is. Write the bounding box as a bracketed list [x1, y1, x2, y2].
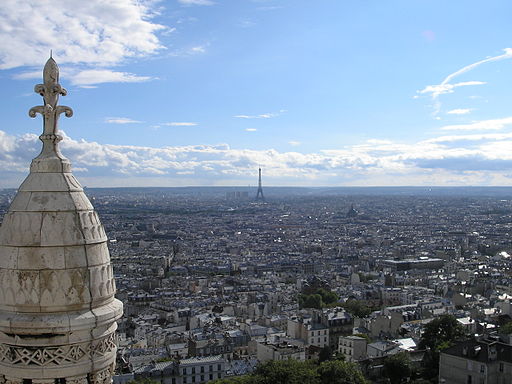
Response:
[4, 186, 512, 383]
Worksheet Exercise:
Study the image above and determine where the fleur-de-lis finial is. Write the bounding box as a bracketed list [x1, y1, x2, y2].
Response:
[28, 55, 73, 173]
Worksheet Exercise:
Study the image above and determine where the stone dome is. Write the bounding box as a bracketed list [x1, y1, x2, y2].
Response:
[0, 57, 123, 384]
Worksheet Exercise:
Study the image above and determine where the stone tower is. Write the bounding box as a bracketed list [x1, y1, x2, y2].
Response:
[0, 57, 123, 383]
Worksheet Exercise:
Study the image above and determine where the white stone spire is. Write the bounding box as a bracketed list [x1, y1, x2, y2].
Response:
[0, 57, 123, 384]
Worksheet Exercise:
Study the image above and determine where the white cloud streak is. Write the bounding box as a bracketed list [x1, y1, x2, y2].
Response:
[178, 0, 215, 5]
[440, 116, 512, 131]
[105, 117, 142, 124]
[417, 48, 512, 115]
[71, 70, 153, 86]
[163, 122, 198, 127]
[447, 108, 472, 115]
[234, 110, 286, 119]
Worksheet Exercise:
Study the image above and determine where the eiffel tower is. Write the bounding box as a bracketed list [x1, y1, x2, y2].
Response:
[255, 167, 265, 201]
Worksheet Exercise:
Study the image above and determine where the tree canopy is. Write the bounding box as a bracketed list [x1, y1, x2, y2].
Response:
[341, 299, 372, 318]
[500, 320, 512, 335]
[211, 359, 368, 384]
[299, 288, 339, 309]
[383, 352, 412, 384]
[317, 360, 368, 384]
[418, 315, 465, 351]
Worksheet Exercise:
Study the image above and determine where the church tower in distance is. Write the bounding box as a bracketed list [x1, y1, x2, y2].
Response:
[0, 57, 123, 384]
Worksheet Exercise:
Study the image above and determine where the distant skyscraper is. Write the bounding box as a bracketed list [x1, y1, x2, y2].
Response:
[0, 57, 122, 384]
[255, 167, 265, 201]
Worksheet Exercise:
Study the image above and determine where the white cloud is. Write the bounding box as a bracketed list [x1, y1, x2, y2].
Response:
[417, 48, 512, 115]
[288, 141, 301, 146]
[178, 0, 215, 5]
[418, 81, 486, 98]
[245, 128, 257, 132]
[447, 108, 472, 115]
[163, 122, 198, 126]
[71, 69, 153, 86]
[440, 117, 512, 131]
[168, 44, 209, 57]
[0, 0, 165, 70]
[234, 110, 285, 119]
[4, 127, 512, 187]
[189, 46, 206, 54]
[105, 117, 142, 124]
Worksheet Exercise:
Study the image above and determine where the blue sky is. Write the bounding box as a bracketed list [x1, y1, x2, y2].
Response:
[2, 0, 512, 187]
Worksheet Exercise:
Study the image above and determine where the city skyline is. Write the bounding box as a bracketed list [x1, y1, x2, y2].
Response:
[2, 0, 512, 187]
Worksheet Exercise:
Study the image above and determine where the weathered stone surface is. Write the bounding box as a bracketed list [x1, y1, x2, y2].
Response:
[0, 57, 122, 382]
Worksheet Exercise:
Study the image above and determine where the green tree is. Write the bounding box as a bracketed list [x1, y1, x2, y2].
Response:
[418, 315, 465, 351]
[318, 345, 333, 363]
[418, 315, 466, 381]
[253, 359, 320, 384]
[341, 300, 372, 318]
[317, 360, 368, 384]
[317, 288, 339, 306]
[383, 352, 412, 384]
[500, 320, 512, 335]
[299, 293, 323, 309]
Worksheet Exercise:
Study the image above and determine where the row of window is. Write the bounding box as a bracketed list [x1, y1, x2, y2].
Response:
[182, 373, 222, 383]
[182, 364, 222, 375]
[310, 330, 328, 336]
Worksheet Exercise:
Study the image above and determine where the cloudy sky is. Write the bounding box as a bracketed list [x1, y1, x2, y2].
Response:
[1, 0, 512, 188]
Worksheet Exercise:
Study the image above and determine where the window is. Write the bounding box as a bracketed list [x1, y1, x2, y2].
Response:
[209, 374, 213, 380]
[183, 368, 187, 375]
[183, 378, 187, 384]
[209, 365, 213, 372]
[192, 376, 196, 383]
[201, 375, 204, 382]
[218, 373, 221, 379]
[218, 364, 222, 371]
[480, 365, 485, 373]
[201, 367, 204, 373]
[467, 375, 472, 384]
[500, 362, 504, 372]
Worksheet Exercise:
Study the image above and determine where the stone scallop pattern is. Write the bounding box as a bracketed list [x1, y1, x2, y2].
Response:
[0, 173, 115, 313]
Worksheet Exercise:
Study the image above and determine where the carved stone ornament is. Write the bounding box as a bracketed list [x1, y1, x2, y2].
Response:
[89, 363, 115, 384]
[28, 55, 73, 173]
[0, 334, 116, 367]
